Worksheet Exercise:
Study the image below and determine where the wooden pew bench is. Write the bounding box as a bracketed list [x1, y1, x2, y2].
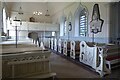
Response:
[92, 43, 120, 77]
[1, 43, 37, 49]
[80, 41, 97, 69]
[80, 41, 110, 77]
[105, 45, 120, 72]
[49, 38, 51, 49]
[58, 39, 64, 53]
[50, 38, 54, 50]
[54, 38, 58, 51]
[2, 50, 54, 78]
[70, 41, 80, 59]
[1, 43, 56, 78]
[63, 40, 71, 56]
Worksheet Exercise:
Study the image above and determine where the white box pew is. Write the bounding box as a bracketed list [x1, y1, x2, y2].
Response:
[95, 44, 120, 77]
[105, 45, 120, 69]
[2, 50, 53, 78]
[54, 38, 58, 51]
[80, 41, 120, 77]
[58, 39, 64, 53]
[48, 38, 51, 48]
[1, 43, 37, 49]
[51, 38, 54, 50]
[103, 45, 120, 71]
[70, 41, 80, 59]
[80, 41, 107, 77]
[80, 41, 97, 70]
[63, 40, 71, 56]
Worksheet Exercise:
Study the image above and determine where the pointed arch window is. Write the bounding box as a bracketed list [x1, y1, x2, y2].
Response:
[79, 8, 88, 37]
[64, 18, 67, 36]
[3, 8, 7, 33]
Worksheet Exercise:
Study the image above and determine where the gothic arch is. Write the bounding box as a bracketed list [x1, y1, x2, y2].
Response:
[74, 3, 88, 37]
[60, 14, 67, 36]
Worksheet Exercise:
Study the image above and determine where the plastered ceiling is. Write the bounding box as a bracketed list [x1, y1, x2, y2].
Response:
[5, 2, 73, 16]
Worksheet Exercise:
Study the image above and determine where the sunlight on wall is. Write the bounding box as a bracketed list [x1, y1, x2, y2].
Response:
[52, 31, 55, 36]
[3, 8, 7, 33]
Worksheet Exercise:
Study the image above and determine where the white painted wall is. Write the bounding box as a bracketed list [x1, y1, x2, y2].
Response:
[0, 1, 2, 79]
[8, 2, 52, 23]
[109, 2, 120, 42]
[8, 21, 59, 31]
[11, 12, 52, 23]
[2, 2, 117, 43]
[0, 2, 2, 41]
[8, 21, 59, 40]
[52, 2, 111, 43]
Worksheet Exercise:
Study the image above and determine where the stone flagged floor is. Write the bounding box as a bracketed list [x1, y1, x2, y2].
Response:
[50, 52, 120, 78]
[50, 52, 99, 78]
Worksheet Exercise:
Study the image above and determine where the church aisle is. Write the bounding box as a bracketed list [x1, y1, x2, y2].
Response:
[50, 52, 120, 79]
[50, 52, 99, 78]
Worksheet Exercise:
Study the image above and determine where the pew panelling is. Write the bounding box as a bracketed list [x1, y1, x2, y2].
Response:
[48, 38, 51, 48]
[1, 44, 37, 49]
[80, 41, 120, 77]
[2, 50, 52, 78]
[95, 47, 110, 77]
[80, 41, 97, 70]
[70, 41, 80, 59]
[54, 38, 57, 51]
[63, 40, 71, 56]
[1, 43, 56, 78]
[51, 38, 54, 50]
[80, 41, 108, 77]
[58, 39, 61, 53]
[58, 39, 64, 53]
[63, 40, 67, 56]
[97, 45, 120, 76]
